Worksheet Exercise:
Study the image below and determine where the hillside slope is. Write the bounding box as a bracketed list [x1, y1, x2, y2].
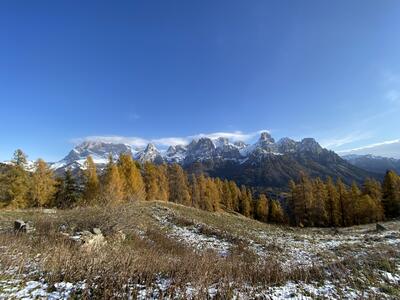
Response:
[1, 202, 399, 299]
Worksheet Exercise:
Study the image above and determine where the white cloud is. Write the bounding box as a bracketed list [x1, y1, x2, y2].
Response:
[337, 139, 400, 159]
[319, 131, 372, 149]
[72, 129, 269, 149]
[71, 136, 149, 148]
[189, 130, 268, 142]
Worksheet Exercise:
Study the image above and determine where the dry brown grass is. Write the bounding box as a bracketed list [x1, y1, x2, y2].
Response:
[0, 229, 283, 298]
[1, 202, 399, 298]
[0, 204, 288, 298]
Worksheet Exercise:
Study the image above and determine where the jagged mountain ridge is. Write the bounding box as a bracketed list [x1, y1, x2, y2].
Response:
[51, 133, 373, 189]
[54, 133, 327, 168]
[51, 141, 134, 170]
[343, 154, 400, 175]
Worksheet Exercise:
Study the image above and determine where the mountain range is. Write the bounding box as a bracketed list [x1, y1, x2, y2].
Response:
[342, 154, 400, 175]
[48, 132, 374, 191]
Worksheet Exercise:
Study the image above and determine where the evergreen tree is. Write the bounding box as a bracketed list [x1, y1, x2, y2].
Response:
[30, 159, 56, 207]
[82, 156, 100, 205]
[382, 170, 400, 218]
[247, 187, 254, 217]
[197, 174, 214, 211]
[355, 194, 384, 224]
[363, 178, 382, 201]
[269, 200, 285, 223]
[293, 172, 314, 226]
[336, 178, 348, 226]
[144, 162, 160, 200]
[348, 182, 361, 225]
[157, 164, 169, 201]
[362, 178, 384, 222]
[288, 180, 297, 225]
[0, 172, 8, 208]
[229, 180, 241, 212]
[3, 150, 31, 208]
[189, 174, 201, 208]
[207, 178, 221, 211]
[220, 179, 233, 210]
[118, 153, 146, 201]
[325, 177, 340, 226]
[54, 169, 80, 208]
[168, 164, 191, 206]
[214, 178, 224, 209]
[12, 149, 28, 168]
[239, 185, 251, 217]
[144, 163, 169, 201]
[102, 156, 124, 204]
[311, 178, 328, 226]
[255, 194, 269, 222]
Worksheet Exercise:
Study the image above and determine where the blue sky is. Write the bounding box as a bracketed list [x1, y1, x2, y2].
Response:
[1, 1, 400, 161]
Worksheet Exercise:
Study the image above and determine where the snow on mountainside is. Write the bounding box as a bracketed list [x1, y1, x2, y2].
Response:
[2, 160, 36, 171]
[164, 145, 187, 163]
[135, 143, 164, 164]
[51, 132, 330, 171]
[50, 141, 135, 170]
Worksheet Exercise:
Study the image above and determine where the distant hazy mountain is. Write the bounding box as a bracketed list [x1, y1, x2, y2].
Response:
[339, 139, 400, 160]
[49, 132, 372, 190]
[342, 154, 400, 175]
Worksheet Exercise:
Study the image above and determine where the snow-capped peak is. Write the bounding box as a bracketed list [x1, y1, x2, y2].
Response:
[49, 133, 327, 171]
[258, 132, 275, 144]
[135, 143, 163, 163]
[164, 145, 187, 163]
[213, 137, 230, 148]
[51, 141, 132, 171]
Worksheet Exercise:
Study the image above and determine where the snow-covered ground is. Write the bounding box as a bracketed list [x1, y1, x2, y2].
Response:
[0, 279, 86, 300]
[153, 211, 232, 257]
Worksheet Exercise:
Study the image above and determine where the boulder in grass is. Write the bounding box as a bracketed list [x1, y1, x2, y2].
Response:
[14, 220, 27, 232]
[92, 228, 102, 235]
[376, 223, 387, 232]
[66, 228, 107, 250]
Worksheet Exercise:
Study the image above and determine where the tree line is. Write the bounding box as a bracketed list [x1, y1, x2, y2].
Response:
[1, 149, 399, 227]
[0, 150, 285, 224]
[287, 171, 400, 227]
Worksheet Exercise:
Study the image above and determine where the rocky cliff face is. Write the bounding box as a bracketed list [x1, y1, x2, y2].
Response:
[52, 133, 373, 189]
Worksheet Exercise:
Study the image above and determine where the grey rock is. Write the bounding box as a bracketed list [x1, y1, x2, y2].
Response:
[68, 229, 107, 250]
[92, 228, 102, 235]
[384, 232, 398, 239]
[14, 220, 27, 232]
[80, 230, 92, 237]
[376, 223, 387, 232]
[14, 220, 33, 233]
